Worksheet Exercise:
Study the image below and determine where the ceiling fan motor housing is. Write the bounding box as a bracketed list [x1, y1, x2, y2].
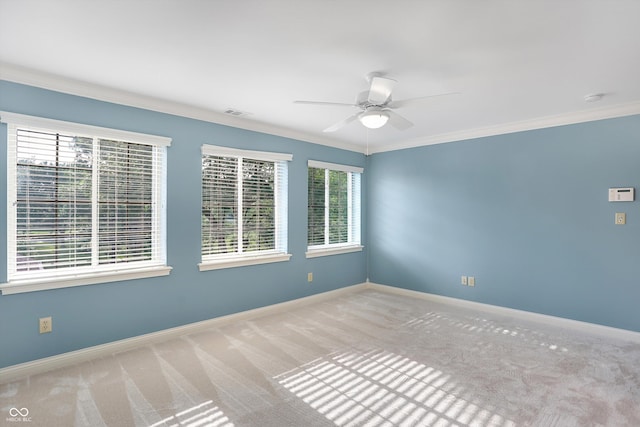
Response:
[356, 90, 389, 109]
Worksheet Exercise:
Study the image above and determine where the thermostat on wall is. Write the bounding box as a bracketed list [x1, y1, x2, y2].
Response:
[608, 187, 634, 202]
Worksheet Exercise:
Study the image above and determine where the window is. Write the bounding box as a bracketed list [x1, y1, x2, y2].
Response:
[200, 145, 292, 270]
[1, 112, 171, 294]
[307, 160, 363, 258]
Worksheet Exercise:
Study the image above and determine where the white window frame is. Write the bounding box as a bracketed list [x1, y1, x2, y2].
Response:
[1, 112, 171, 295]
[306, 160, 363, 258]
[199, 144, 292, 271]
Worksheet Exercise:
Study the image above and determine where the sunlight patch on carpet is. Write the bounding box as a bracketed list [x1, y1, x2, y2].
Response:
[276, 348, 515, 426]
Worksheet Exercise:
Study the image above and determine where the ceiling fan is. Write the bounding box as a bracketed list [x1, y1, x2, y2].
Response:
[294, 72, 458, 133]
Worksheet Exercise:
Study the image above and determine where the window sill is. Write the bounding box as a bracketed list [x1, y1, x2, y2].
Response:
[199, 253, 292, 271]
[0, 265, 173, 295]
[306, 245, 364, 258]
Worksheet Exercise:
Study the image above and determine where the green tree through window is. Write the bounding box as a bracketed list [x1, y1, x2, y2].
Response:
[200, 145, 291, 268]
[6, 116, 168, 286]
[307, 162, 361, 250]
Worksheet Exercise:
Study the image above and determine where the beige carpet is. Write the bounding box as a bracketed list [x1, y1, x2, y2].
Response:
[2, 289, 640, 426]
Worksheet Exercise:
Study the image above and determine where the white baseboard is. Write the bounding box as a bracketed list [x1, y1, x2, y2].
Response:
[365, 282, 640, 344]
[0, 283, 368, 384]
[3, 281, 639, 383]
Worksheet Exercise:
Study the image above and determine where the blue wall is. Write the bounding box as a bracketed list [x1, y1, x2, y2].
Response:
[2, 79, 639, 370]
[0, 81, 367, 368]
[368, 115, 640, 332]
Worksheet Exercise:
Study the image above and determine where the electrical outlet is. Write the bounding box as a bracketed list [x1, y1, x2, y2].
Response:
[461, 276, 467, 285]
[615, 212, 626, 225]
[468, 276, 475, 287]
[39, 316, 52, 334]
[307, 272, 313, 282]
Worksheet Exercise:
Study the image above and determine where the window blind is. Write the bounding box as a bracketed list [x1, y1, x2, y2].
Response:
[4, 113, 169, 284]
[97, 139, 161, 265]
[201, 145, 291, 262]
[307, 160, 362, 249]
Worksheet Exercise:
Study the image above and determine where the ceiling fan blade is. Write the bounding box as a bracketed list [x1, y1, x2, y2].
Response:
[294, 100, 356, 107]
[387, 92, 460, 109]
[323, 113, 359, 133]
[368, 76, 397, 105]
[386, 110, 413, 130]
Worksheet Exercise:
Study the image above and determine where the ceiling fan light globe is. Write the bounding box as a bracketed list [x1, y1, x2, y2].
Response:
[360, 110, 389, 129]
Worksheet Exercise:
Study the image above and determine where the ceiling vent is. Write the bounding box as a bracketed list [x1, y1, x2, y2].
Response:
[583, 93, 604, 103]
[224, 108, 249, 117]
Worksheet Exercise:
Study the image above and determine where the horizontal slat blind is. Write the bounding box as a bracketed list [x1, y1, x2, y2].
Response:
[349, 171, 361, 245]
[308, 160, 363, 174]
[242, 158, 276, 252]
[202, 145, 290, 261]
[1, 111, 171, 146]
[274, 160, 288, 253]
[307, 167, 327, 246]
[15, 129, 94, 271]
[6, 117, 168, 282]
[329, 169, 349, 244]
[308, 161, 362, 248]
[97, 139, 158, 265]
[202, 155, 239, 256]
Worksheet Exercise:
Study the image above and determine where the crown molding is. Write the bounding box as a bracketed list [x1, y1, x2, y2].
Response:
[371, 101, 640, 154]
[3, 63, 639, 156]
[0, 62, 364, 153]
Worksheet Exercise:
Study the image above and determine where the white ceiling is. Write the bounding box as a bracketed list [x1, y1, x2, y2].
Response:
[1, 0, 640, 153]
